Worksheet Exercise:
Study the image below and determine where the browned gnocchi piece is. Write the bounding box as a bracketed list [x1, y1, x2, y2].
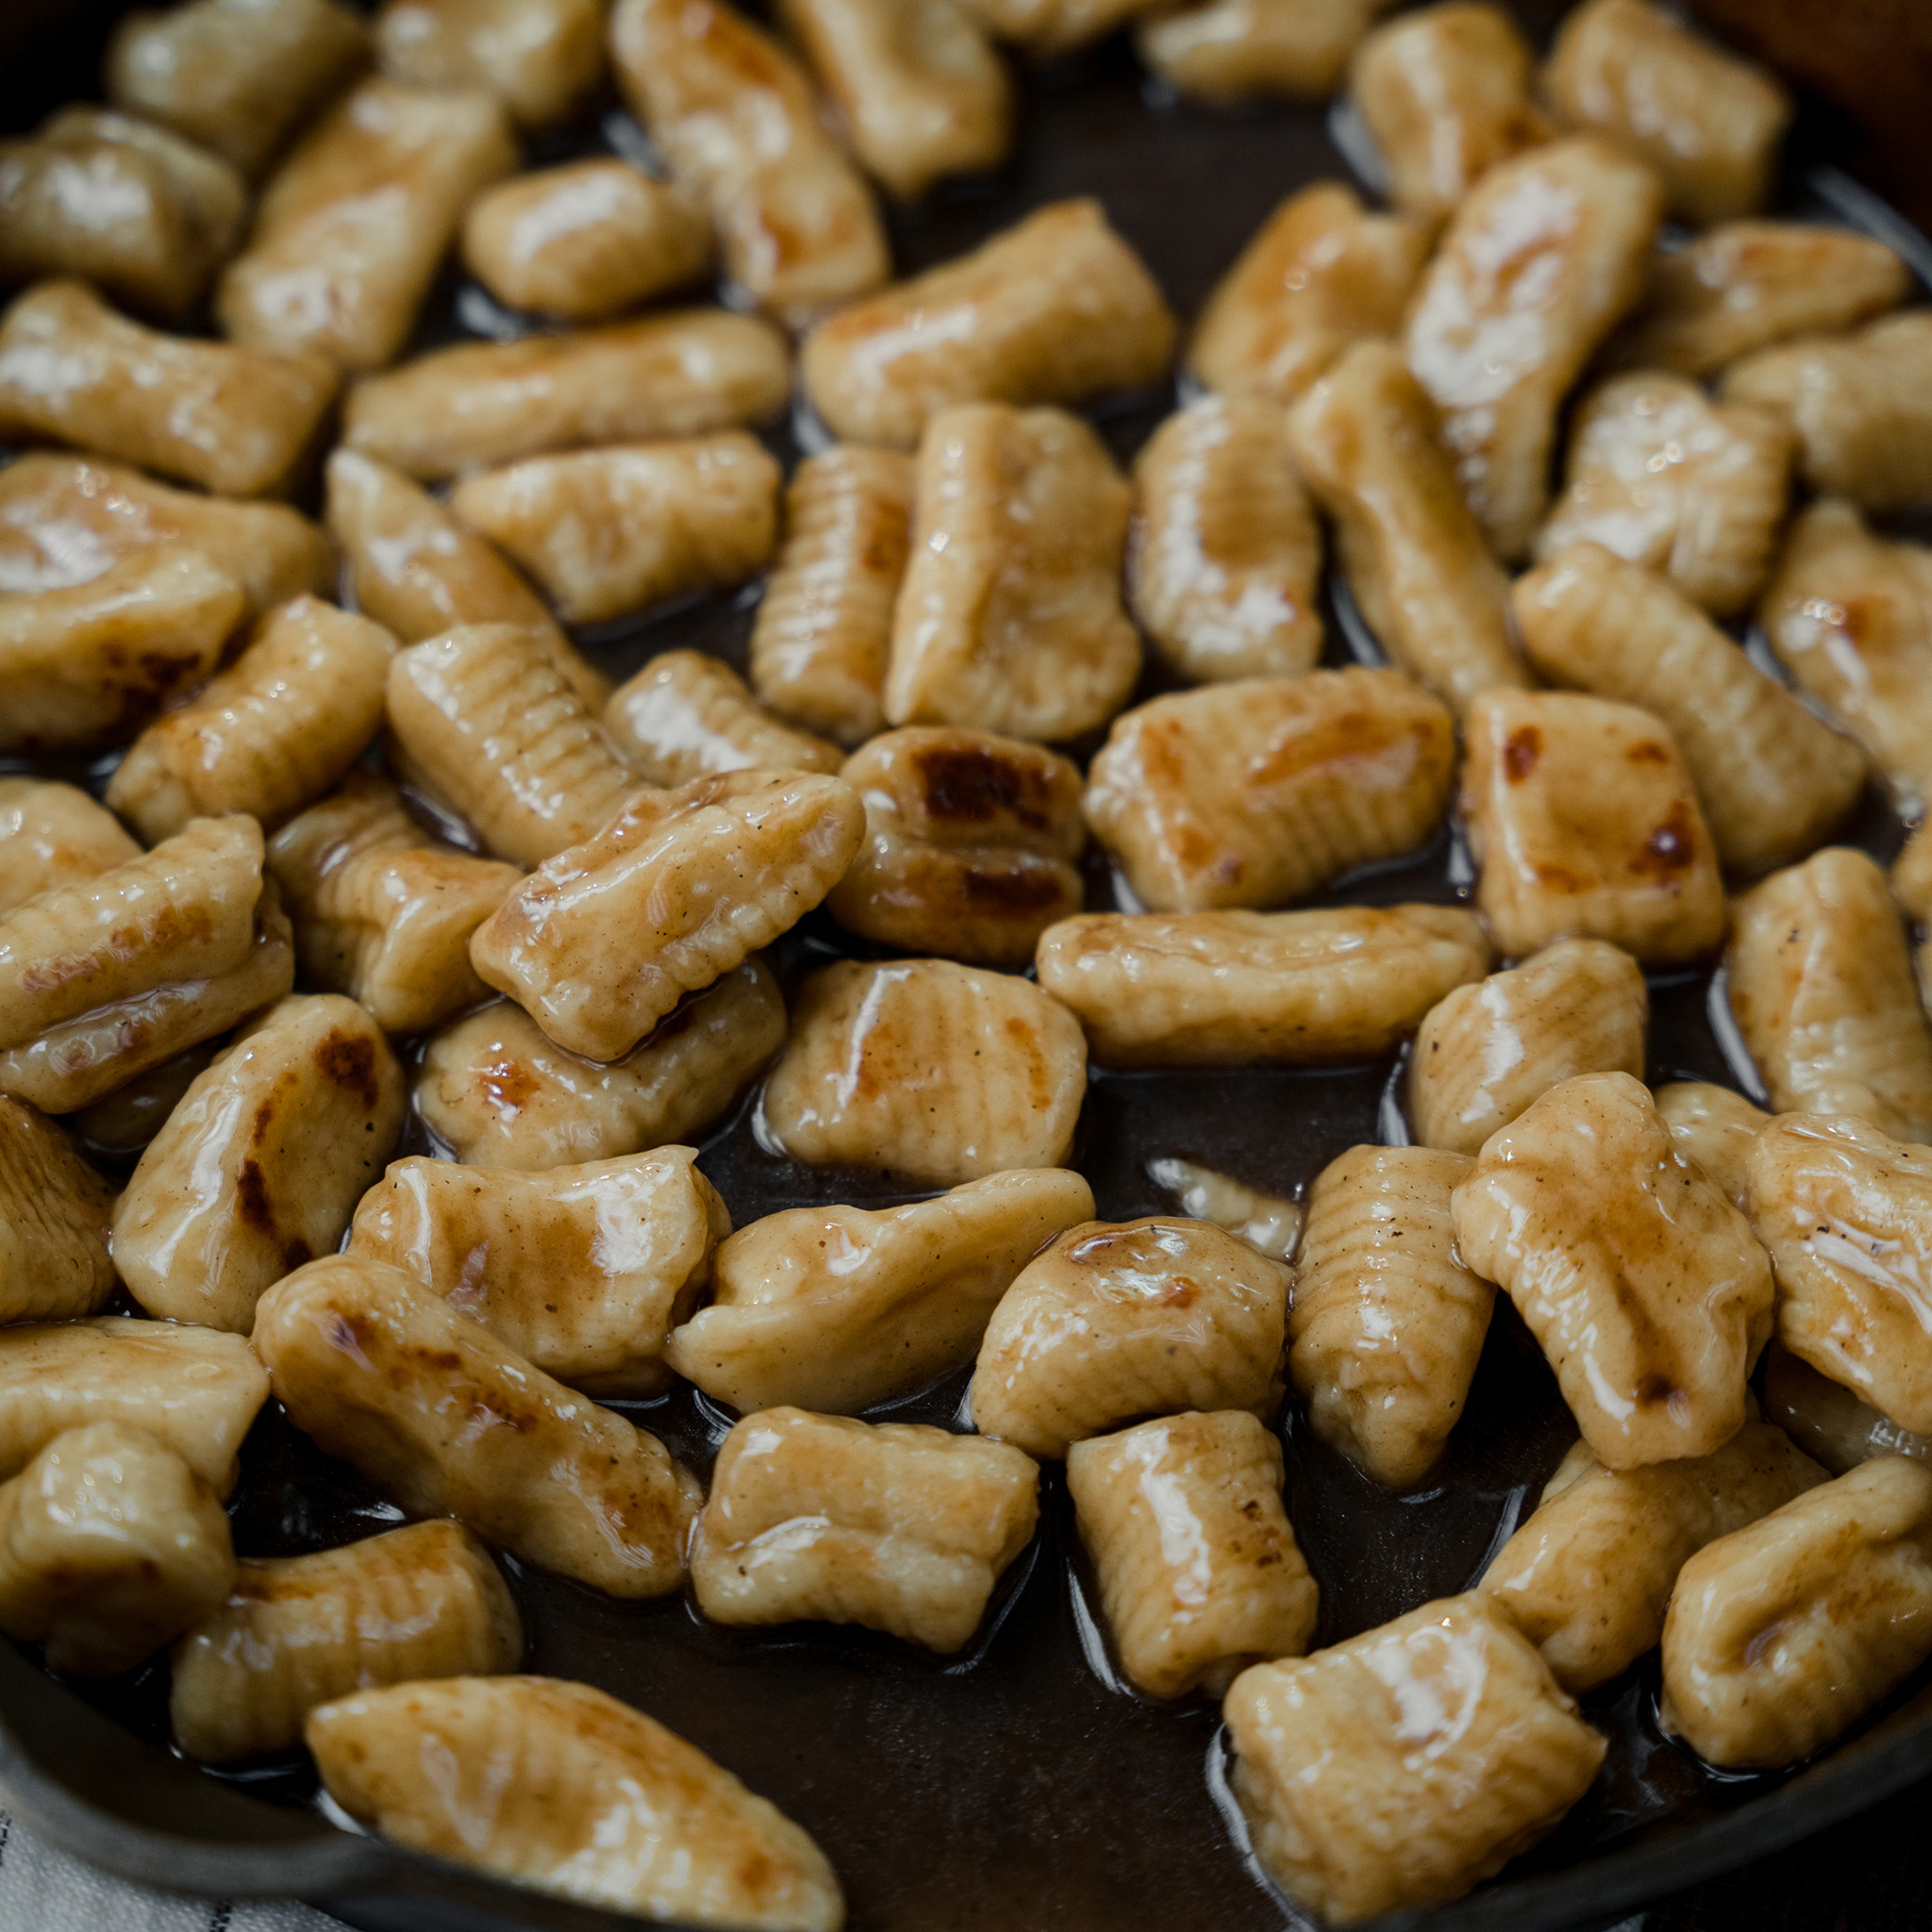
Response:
[1069, 1410, 1316, 1699]
[1661, 1457, 1932, 1769]
[1409, 940, 1648, 1157]
[1083, 667, 1457, 914]
[758, 957, 1086, 1185]
[666, 1168, 1093, 1414]
[1655, 1080, 1768, 1211]
[254, 1254, 703, 1597]
[112, 993, 406, 1333]
[692, 1407, 1039, 1651]
[448, 437, 781, 626]
[105, 0, 369, 179]
[1757, 502, 1932, 813]
[1126, 395, 1324, 685]
[171, 1520, 522, 1764]
[885, 403, 1140, 743]
[0, 1097, 117, 1324]
[350, 1147, 728, 1397]
[373, 0, 606, 130]
[0, 1421, 234, 1679]
[605, 652, 843, 790]
[267, 772, 521, 1035]
[800, 200, 1175, 450]
[1535, 375, 1794, 618]
[1478, 1422, 1824, 1694]
[415, 962, 786, 1170]
[1514, 544, 1865, 875]
[108, 596, 397, 844]
[341, 308, 791, 482]
[1726, 848, 1932, 1140]
[307, 1676, 844, 1929]
[458, 159, 712, 320]
[1544, 0, 1790, 226]
[1224, 1593, 1606, 1924]
[1613, 223, 1910, 379]
[1462, 690, 1725, 966]
[1289, 1145, 1493, 1489]
[0, 280, 337, 498]
[1137, 0, 1395, 105]
[472, 771, 863, 1060]
[1452, 1072, 1774, 1468]
[748, 446, 913, 748]
[1188, 182, 1429, 407]
[0, 452, 331, 617]
[965, 0, 1165, 59]
[0, 776, 140, 917]
[1037, 905, 1489, 1069]
[1346, 3, 1551, 223]
[969, 1217, 1288, 1459]
[384, 624, 636, 868]
[609, 0, 889, 324]
[827, 727, 1085, 967]
[1403, 137, 1663, 562]
[1286, 341, 1524, 714]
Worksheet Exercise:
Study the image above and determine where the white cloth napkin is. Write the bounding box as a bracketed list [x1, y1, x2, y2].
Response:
[0, 1809, 334, 1932]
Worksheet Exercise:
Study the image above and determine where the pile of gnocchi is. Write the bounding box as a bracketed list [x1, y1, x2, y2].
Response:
[2, 0, 1932, 1923]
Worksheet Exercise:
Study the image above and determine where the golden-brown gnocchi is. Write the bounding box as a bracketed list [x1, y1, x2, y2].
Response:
[799, 200, 1175, 450]
[0, 1098, 117, 1324]
[1461, 689, 1725, 966]
[217, 79, 519, 375]
[1346, 3, 1551, 224]
[1478, 1422, 1824, 1694]
[0, 777, 139, 916]
[605, 652, 843, 790]
[171, 1519, 522, 1763]
[254, 1254, 702, 1597]
[1534, 375, 1793, 618]
[692, 1407, 1039, 1651]
[1408, 940, 1648, 1158]
[1083, 667, 1457, 914]
[448, 437, 780, 626]
[341, 308, 791, 482]
[373, 0, 606, 130]
[1187, 181, 1428, 407]
[666, 1169, 1094, 1414]
[266, 772, 523, 1036]
[1544, 0, 1790, 226]
[964, 0, 1163, 58]
[1725, 849, 1932, 1140]
[0, 1318, 268, 1495]
[1285, 342, 1524, 714]
[757, 958, 1086, 1185]
[1288, 1145, 1492, 1489]
[1749, 1114, 1932, 1435]
[1757, 501, 1932, 812]
[471, 771, 863, 1059]
[1070, 1410, 1315, 1699]
[1452, 1072, 1774, 1468]
[1126, 395, 1324, 685]
[1513, 544, 1865, 875]
[459, 159, 712, 320]
[1403, 137, 1663, 562]
[0, 1421, 234, 1679]
[307, 1676, 844, 1930]
[1655, 1080, 1768, 1211]
[0, 280, 336, 499]
[350, 1147, 728, 1396]
[1137, 0, 1394, 105]
[885, 403, 1139, 743]
[1037, 905, 1489, 1069]
[826, 727, 1085, 967]
[609, 0, 889, 323]
[1224, 1593, 1606, 1924]
[747, 447, 912, 748]
[108, 596, 397, 844]
[1660, 1457, 1932, 1769]
[112, 993, 407, 1333]
[969, 1217, 1288, 1459]
[415, 962, 786, 1170]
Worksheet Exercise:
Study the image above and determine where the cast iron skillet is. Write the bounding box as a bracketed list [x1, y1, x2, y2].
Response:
[3, 5, 1932, 1929]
